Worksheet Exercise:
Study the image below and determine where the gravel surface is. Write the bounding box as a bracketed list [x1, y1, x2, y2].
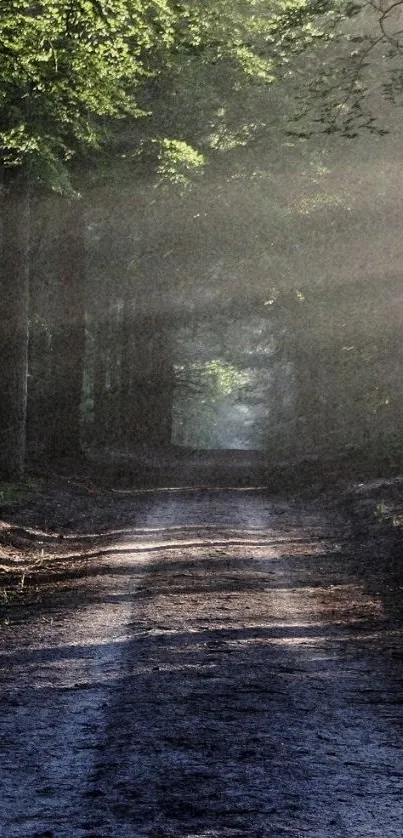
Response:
[1, 487, 403, 837]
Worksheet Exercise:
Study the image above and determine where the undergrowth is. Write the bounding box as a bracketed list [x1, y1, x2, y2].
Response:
[0, 479, 42, 506]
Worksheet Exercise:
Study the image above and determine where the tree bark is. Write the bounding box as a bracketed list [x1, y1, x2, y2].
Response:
[26, 195, 54, 459]
[119, 297, 174, 450]
[91, 308, 119, 448]
[47, 197, 86, 459]
[0, 172, 30, 478]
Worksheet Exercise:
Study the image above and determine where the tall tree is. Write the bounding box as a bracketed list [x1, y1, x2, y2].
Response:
[0, 0, 175, 476]
[0, 170, 30, 477]
[47, 196, 87, 458]
[1, 0, 365, 475]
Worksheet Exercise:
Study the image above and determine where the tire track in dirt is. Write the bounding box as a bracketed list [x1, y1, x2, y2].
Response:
[81, 491, 403, 838]
[1, 489, 403, 837]
[0, 502, 158, 838]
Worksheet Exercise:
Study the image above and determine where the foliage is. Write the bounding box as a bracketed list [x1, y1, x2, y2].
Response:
[0, 0, 175, 184]
[155, 138, 206, 186]
[173, 360, 251, 447]
[288, 0, 403, 136]
[0, 0, 347, 189]
[6, 1, 403, 468]
[0, 480, 41, 505]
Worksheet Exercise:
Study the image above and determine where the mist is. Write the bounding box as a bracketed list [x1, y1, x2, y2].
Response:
[3, 0, 403, 477]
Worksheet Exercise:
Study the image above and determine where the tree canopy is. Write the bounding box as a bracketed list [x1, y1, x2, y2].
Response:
[0, 0, 170, 185]
[0, 0, 346, 189]
[2, 1, 403, 477]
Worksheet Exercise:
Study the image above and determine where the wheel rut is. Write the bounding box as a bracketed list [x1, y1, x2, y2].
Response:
[0, 489, 402, 837]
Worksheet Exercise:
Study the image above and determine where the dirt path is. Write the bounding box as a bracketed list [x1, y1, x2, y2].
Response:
[1, 489, 403, 837]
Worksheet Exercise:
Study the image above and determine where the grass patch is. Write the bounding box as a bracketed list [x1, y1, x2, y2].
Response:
[0, 479, 42, 505]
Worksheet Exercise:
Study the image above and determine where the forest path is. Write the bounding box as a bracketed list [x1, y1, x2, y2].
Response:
[1, 488, 403, 837]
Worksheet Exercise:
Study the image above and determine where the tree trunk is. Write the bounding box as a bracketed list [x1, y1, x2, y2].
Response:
[0, 172, 30, 478]
[119, 297, 174, 450]
[26, 315, 52, 458]
[292, 344, 322, 456]
[47, 197, 86, 459]
[26, 195, 54, 460]
[91, 311, 115, 448]
[118, 295, 136, 447]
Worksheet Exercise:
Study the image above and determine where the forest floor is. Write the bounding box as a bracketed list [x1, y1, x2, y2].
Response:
[1, 452, 403, 837]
